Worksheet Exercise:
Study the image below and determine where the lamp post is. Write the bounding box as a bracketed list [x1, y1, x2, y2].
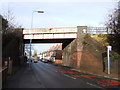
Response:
[29, 10, 44, 64]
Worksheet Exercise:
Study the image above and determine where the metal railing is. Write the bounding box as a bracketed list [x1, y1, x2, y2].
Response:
[86, 27, 108, 34]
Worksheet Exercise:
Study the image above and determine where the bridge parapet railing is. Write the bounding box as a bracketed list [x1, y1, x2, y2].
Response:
[84, 27, 108, 34]
[23, 27, 77, 34]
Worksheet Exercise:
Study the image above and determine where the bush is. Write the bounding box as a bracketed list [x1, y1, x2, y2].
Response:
[111, 51, 120, 61]
[90, 34, 109, 46]
[107, 34, 120, 54]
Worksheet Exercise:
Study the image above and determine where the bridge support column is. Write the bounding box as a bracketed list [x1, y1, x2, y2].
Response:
[76, 26, 87, 68]
[62, 26, 87, 68]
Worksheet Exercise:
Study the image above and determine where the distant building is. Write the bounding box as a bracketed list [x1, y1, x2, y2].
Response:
[41, 44, 63, 62]
[37, 53, 43, 59]
[42, 51, 47, 59]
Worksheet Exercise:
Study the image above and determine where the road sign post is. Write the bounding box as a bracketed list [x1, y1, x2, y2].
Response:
[107, 46, 112, 74]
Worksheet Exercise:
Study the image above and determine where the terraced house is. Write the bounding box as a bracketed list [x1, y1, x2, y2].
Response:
[41, 44, 62, 63]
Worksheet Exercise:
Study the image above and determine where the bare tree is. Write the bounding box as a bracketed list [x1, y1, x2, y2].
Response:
[105, 7, 120, 34]
[106, 2, 120, 53]
[2, 8, 22, 31]
[33, 49, 37, 57]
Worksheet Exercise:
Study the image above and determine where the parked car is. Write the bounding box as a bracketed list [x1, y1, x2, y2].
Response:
[40, 58, 44, 61]
[41, 59, 49, 63]
[49, 56, 55, 63]
[34, 60, 38, 63]
[36, 58, 40, 61]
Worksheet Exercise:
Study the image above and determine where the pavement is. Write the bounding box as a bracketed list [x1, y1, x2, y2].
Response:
[52, 63, 120, 80]
[71, 68, 120, 81]
[2, 63, 44, 89]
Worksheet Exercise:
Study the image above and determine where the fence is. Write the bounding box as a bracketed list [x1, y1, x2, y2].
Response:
[2, 56, 26, 83]
[2, 57, 12, 83]
[84, 27, 108, 34]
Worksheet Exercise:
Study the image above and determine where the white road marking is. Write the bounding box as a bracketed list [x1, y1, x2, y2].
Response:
[63, 74, 76, 80]
[86, 82, 105, 89]
[54, 70, 58, 72]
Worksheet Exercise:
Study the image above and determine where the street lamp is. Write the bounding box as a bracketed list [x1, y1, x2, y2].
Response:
[29, 10, 44, 61]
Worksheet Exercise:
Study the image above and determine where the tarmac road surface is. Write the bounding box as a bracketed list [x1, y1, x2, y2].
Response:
[2, 61, 120, 89]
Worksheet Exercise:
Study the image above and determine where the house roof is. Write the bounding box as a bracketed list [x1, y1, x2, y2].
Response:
[41, 44, 62, 54]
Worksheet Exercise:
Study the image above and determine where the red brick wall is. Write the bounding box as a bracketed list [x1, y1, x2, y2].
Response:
[55, 50, 62, 60]
[54, 60, 63, 64]
[63, 31, 120, 75]
[80, 51, 103, 71]
[63, 39, 78, 67]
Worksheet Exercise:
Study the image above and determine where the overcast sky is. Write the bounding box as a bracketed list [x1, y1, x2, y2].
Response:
[0, 0, 118, 54]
